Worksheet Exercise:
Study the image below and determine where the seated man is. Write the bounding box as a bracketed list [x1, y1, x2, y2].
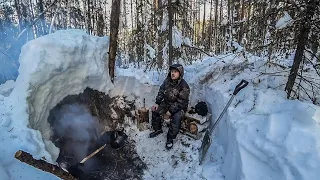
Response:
[149, 63, 190, 150]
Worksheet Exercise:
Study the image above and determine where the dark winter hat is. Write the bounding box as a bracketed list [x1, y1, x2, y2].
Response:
[169, 64, 184, 78]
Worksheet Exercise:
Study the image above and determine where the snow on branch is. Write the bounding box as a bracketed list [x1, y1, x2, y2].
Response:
[181, 44, 215, 57]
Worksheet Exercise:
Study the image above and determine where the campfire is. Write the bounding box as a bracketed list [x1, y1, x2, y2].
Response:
[18, 88, 147, 179]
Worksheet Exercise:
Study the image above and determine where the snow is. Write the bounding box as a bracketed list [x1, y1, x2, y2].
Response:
[144, 43, 156, 59]
[1, 28, 320, 180]
[127, 127, 224, 180]
[173, 26, 193, 48]
[0, 80, 15, 97]
[0, 29, 113, 179]
[161, 12, 168, 31]
[275, 11, 293, 29]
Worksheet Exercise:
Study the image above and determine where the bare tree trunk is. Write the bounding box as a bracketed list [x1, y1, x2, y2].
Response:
[310, 31, 319, 60]
[66, 0, 71, 29]
[239, 0, 245, 43]
[87, 0, 91, 34]
[168, 0, 173, 65]
[123, 0, 127, 53]
[214, 0, 218, 53]
[285, 0, 316, 98]
[157, 0, 163, 68]
[29, 0, 37, 39]
[201, 1, 206, 43]
[197, 1, 201, 46]
[92, 0, 96, 35]
[219, 0, 224, 53]
[227, 0, 231, 52]
[131, 0, 134, 30]
[130, 0, 134, 64]
[207, 0, 213, 50]
[14, 0, 23, 32]
[38, 0, 47, 35]
[108, 0, 121, 83]
[97, 11, 104, 37]
[245, 0, 252, 50]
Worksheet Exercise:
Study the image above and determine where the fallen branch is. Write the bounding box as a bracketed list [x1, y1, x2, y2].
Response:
[303, 54, 320, 77]
[295, 82, 315, 103]
[260, 70, 290, 75]
[267, 61, 288, 69]
[304, 48, 320, 62]
[296, 74, 320, 89]
[14, 150, 76, 180]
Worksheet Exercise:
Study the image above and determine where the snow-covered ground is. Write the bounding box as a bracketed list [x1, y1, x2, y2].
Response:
[0, 29, 320, 180]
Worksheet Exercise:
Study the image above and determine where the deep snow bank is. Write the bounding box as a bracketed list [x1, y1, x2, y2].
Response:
[0, 29, 112, 175]
[203, 76, 320, 180]
[117, 54, 320, 180]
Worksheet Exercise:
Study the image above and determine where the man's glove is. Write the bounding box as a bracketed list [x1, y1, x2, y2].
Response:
[151, 104, 159, 111]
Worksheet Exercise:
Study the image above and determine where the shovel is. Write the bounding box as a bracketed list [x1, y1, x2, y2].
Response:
[198, 79, 248, 165]
[67, 144, 106, 178]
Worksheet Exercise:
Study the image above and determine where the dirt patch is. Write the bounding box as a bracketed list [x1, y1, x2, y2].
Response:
[48, 88, 136, 130]
[47, 87, 146, 179]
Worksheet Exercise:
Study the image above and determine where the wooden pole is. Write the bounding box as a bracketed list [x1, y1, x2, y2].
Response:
[79, 144, 106, 163]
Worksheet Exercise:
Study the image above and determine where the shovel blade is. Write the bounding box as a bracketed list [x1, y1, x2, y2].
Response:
[198, 130, 211, 164]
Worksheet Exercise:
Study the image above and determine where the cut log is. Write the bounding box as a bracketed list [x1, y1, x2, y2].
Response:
[14, 150, 76, 180]
[137, 108, 149, 124]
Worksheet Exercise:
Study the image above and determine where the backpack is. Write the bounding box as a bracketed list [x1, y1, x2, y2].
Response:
[189, 101, 208, 116]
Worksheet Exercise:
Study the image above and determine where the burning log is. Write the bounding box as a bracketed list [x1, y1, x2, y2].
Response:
[14, 150, 76, 180]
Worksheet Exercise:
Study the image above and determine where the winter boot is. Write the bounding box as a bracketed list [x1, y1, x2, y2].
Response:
[149, 129, 163, 138]
[165, 139, 173, 150]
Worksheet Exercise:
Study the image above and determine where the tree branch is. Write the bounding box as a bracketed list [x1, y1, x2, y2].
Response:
[181, 44, 215, 57]
[0, 49, 13, 62]
[5, 0, 59, 53]
[304, 48, 320, 62]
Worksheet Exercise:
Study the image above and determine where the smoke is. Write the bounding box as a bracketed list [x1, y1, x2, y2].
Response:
[51, 103, 103, 163]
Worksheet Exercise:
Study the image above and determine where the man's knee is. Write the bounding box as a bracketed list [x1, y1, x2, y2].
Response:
[152, 108, 163, 118]
[171, 110, 184, 122]
[167, 110, 184, 138]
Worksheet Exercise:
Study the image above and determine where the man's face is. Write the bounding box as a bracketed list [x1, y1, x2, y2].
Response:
[170, 69, 180, 80]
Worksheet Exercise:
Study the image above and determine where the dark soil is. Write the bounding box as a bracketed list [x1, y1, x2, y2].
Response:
[61, 133, 147, 180]
[47, 87, 146, 180]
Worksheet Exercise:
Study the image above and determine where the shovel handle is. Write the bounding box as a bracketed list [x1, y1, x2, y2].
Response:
[233, 80, 249, 95]
[80, 144, 106, 164]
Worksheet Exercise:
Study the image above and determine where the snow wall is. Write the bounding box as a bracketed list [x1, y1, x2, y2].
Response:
[188, 60, 320, 180]
[4, 29, 113, 162]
